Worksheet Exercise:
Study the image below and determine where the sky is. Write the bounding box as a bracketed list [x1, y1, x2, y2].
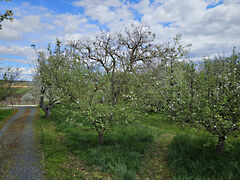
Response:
[0, 0, 240, 80]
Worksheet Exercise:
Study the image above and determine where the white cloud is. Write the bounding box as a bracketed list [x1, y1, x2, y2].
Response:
[0, 57, 30, 64]
[19, 67, 34, 75]
[0, 46, 36, 65]
[224, 0, 240, 4]
[18, 67, 35, 80]
[0, 15, 54, 41]
[205, 0, 222, 5]
[73, 0, 134, 27]
[131, 0, 240, 59]
[54, 13, 88, 33]
[73, 0, 122, 8]
[0, 46, 35, 59]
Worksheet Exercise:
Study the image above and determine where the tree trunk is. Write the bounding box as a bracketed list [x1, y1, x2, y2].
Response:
[98, 131, 103, 145]
[44, 107, 51, 118]
[216, 136, 225, 154]
[39, 95, 51, 118]
[39, 95, 44, 109]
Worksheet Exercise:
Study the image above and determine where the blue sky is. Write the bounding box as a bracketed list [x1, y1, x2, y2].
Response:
[0, 0, 240, 80]
[206, 0, 223, 9]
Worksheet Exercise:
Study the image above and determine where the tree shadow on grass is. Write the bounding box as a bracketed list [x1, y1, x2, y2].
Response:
[167, 134, 240, 180]
[60, 123, 155, 180]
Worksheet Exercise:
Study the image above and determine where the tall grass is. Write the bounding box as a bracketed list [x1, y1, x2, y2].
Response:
[38, 107, 155, 179]
[69, 124, 154, 179]
[167, 134, 240, 180]
[37, 106, 240, 179]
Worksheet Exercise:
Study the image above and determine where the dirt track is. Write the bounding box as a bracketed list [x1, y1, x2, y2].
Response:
[0, 107, 44, 180]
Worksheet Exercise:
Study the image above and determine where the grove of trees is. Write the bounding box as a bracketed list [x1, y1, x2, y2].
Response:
[34, 24, 240, 153]
[0, 66, 20, 103]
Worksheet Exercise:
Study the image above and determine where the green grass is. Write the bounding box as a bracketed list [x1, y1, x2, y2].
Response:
[13, 88, 30, 97]
[34, 108, 89, 179]
[141, 113, 186, 133]
[167, 134, 240, 180]
[35, 107, 155, 179]
[35, 107, 240, 180]
[65, 124, 154, 179]
[0, 109, 14, 126]
[14, 88, 30, 94]
[135, 113, 240, 180]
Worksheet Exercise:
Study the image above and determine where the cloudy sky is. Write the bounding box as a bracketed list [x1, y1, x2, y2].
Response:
[0, 0, 240, 80]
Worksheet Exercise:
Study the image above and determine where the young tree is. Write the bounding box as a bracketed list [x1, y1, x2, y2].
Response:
[166, 48, 240, 154]
[132, 34, 191, 114]
[134, 34, 239, 154]
[194, 50, 240, 153]
[64, 24, 158, 144]
[33, 41, 64, 118]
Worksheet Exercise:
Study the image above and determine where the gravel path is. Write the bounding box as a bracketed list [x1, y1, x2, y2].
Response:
[0, 107, 44, 180]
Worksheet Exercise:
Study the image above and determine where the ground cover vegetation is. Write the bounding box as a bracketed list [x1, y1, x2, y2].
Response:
[33, 24, 240, 179]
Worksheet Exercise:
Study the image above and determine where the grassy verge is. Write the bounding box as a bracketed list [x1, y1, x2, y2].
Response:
[0, 109, 17, 129]
[34, 108, 88, 179]
[0, 109, 14, 122]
